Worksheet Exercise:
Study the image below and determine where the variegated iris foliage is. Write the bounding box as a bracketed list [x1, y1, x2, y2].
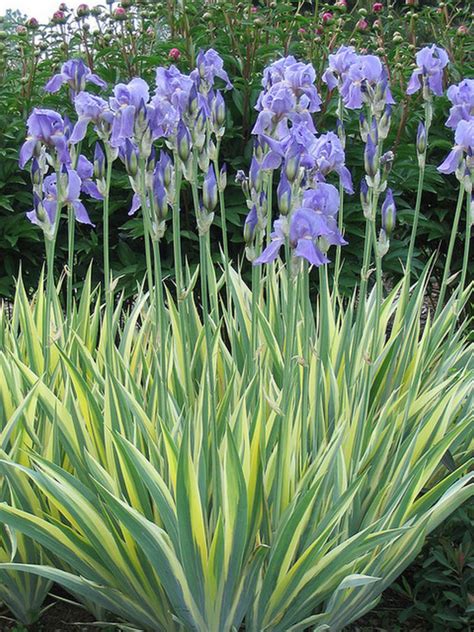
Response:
[0, 48, 473, 632]
[0, 260, 472, 631]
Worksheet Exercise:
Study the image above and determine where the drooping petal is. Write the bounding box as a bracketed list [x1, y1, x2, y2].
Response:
[26, 209, 39, 225]
[338, 166, 354, 194]
[44, 73, 66, 93]
[129, 192, 142, 216]
[253, 238, 284, 265]
[294, 238, 329, 266]
[406, 70, 422, 95]
[72, 200, 94, 225]
[76, 155, 94, 181]
[437, 147, 463, 174]
[261, 151, 282, 171]
[70, 118, 90, 144]
[19, 139, 37, 168]
[81, 180, 103, 200]
[88, 73, 107, 89]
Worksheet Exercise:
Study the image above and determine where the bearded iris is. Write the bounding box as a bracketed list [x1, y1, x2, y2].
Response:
[45, 58, 107, 99]
[438, 119, 474, 176]
[27, 169, 93, 234]
[20, 109, 71, 168]
[406, 45, 449, 98]
[446, 79, 474, 130]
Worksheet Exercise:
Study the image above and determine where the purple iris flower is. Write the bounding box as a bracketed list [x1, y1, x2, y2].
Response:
[20, 109, 71, 168]
[109, 78, 150, 148]
[154, 65, 194, 117]
[254, 56, 320, 139]
[253, 85, 297, 136]
[191, 49, 232, 91]
[310, 131, 353, 193]
[322, 45, 358, 91]
[259, 122, 317, 171]
[446, 79, 474, 130]
[438, 119, 474, 174]
[70, 92, 112, 143]
[406, 45, 449, 97]
[301, 184, 347, 246]
[76, 155, 103, 200]
[45, 58, 107, 99]
[254, 208, 330, 266]
[27, 169, 93, 227]
[340, 55, 395, 110]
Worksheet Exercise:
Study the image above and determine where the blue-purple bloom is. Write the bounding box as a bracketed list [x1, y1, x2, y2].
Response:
[27, 168, 93, 228]
[406, 45, 449, 97]
[109, 78, 150, 148]
[70, 92, 112, 143]
[253, 55, 321, 139]
[254, 209, 330, 266]
[446, 79, 474, 129]
[77, 155, 103, 200]
[438, 119, 474, 174]
[191, 49, 232, 91]
[45, 58, 107, 98]
[20, 109, 71, 168]
[340, 54, 395, 111]
[154, 65, 194, 117]
[310, 131, 353, 193]
[254, 182, 346, 265]
[322, 45, 358, 91]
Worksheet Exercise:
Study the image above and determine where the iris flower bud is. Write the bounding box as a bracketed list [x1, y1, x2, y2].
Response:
[177, 121, 191, 162]
[188, 83, 199, 116]
[219, 163, 227, 192]
[244, 204, 258, 244]
[364, 135, 379, 179]
[277, 173, 291, 215]
[381, 188, 396, 236]
[122, 139, 138, 177]
[249, 156, 263, 192]
[157, 150, 173, 189]
[416, 122, 426, 155]
[153, 178, 169, 221]
[284, 148, 301, 183]
[93, 142, 105, 180]
[31, 158, 42, 186]
[359, 113, 370, 142]
[202, 164, 218, 212]
[147, 146, 156, 173]
[379, 105, 392, 139]
[360, 178, 370, 217]
[211, 91, 226, 128]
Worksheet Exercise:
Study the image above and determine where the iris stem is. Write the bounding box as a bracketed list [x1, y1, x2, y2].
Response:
[458, 189, 472, 307]
[334, 97, 345, 293]
[66, 204, 74, 328]
[171, 154, 193, 407]
[274, 247, 297, 522]
[44, 237, 55, 378]
[103, 150, 113, 364]
[436, 182, 465, 316]
[66, 141, 82, 332]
